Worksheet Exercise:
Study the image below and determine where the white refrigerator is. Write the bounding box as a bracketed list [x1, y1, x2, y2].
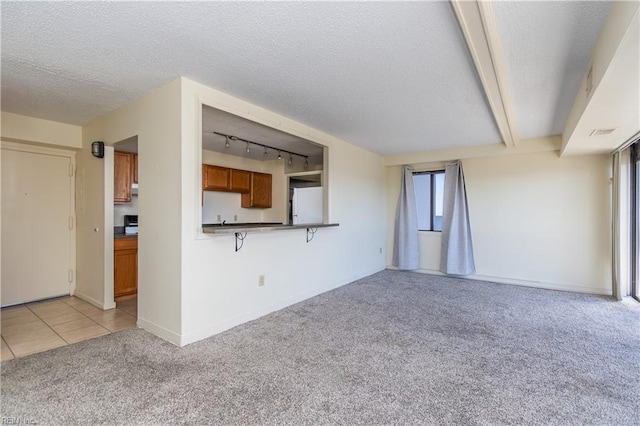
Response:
[292, 187, 323, 225]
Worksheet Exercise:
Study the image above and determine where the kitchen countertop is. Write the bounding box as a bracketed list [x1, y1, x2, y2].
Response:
[114, 232, 138, 239]
[202, 223, 339, 235]
[114, 227, 138, 239]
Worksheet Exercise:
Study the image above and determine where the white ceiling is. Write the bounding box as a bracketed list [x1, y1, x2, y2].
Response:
[1, 1, 611, 156]
[493, 1, 611, 140]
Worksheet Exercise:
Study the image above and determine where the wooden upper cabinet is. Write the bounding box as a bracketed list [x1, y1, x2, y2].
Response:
[202, 164, 271, 207]
[132, 154, 138, 184]
[229, 169, 251, 193]
[241, 172, 272, 208]
[202, 165, 250, 193]
[203, 165, 230, 191]
[114, 151, 132, 203]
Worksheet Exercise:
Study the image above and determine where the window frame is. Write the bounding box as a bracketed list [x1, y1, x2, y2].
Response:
[413, 170, 445, 232]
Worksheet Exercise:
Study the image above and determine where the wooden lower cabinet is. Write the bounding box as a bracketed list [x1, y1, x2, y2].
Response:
[114, 237, 137, 298]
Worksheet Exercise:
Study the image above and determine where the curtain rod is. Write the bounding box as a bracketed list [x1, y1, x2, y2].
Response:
[208, 131, 309, 160]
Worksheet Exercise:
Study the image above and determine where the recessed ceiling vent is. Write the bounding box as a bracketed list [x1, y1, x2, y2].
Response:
[590, 128, 616, 136]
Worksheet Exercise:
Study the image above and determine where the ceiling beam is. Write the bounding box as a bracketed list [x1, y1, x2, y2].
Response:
[384, 136, 560, 167]
[450, 0, 519, 148]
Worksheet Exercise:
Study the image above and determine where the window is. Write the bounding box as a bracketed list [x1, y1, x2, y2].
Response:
[413, 171, 445, 231]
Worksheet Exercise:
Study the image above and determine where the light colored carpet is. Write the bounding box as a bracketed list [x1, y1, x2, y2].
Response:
[2, 270, 639, 425]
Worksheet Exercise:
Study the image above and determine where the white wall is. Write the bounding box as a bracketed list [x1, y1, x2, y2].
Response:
[387, 151, 612, 295]
[202, 192, 263, 224]
[1, 112, 82, 148]
[74, 77, 386, 346]
[179, 78, 387, 345]
[76, 79, 184, 340]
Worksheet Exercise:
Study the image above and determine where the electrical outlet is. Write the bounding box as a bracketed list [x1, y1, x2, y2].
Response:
[217, 214, 221, 222]
[258, 275, 265, 287]
[234, 215, 238, 222]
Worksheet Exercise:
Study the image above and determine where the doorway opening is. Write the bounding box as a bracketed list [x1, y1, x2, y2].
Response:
[112, 137, 139, 318]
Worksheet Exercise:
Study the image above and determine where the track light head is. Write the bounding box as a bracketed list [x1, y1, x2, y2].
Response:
[225, 136, 230, 149]
[288, 155, 293, 165]
[264, 147, 268, 157]
[246, 142, 250, 153]
[277, 151, 282, 160]
[304, 158, 309, 169]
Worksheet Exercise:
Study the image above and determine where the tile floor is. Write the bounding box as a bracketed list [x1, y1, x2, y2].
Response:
[1, 296, 136, 361]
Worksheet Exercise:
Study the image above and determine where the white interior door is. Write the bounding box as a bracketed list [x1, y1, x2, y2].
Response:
[2, 147, 73, 306]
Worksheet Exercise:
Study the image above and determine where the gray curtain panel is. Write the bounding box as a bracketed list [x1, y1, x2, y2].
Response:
[393, 166, 420, 270]
[440, 160, 475, 275]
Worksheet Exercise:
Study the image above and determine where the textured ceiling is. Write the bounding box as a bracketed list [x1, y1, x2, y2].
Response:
[0, 2, 611, 156]
[493, 1, 612, 140]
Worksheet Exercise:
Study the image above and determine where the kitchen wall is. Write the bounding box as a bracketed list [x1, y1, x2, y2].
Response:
[202, 192, 262, 224]
[114, 195, 138, 226]
[386, 150, 612, 295]
[202, 149, 286, 224]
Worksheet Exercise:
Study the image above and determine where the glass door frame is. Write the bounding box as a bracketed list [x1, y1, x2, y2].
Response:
[631, 143, 640, 301]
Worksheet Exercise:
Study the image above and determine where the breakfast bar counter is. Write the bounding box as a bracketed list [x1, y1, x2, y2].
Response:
[202, 222, 339, 235]
[202, 222, 339, 251]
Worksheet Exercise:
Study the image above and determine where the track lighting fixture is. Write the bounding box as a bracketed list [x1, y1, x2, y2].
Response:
[209, 131, 310, 168]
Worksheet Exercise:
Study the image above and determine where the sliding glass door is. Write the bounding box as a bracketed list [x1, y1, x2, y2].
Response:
[631, 144, 640, 301]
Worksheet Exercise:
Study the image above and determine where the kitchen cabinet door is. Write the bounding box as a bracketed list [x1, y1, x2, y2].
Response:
[203, 165, 230, 191]
[241, 172, 272, 208]
[132, 153, 138, 184]
[114, 151, 132, 203]
[230, 169, 250, 193]
[114, 238, 137, 298]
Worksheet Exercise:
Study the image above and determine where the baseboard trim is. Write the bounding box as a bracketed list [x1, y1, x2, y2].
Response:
[137, 316, 182, 346]
[73, 291, 116, 310]
[180, 265, 386, 346]
[387, 266, 612, 296]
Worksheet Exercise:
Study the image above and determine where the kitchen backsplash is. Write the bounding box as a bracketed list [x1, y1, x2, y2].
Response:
[114, 194, 138, 226]
[202, 191, 263, 224]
